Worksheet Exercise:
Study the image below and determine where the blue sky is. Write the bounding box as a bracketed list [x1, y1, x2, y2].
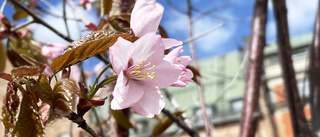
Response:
[2, 0, 319, 71]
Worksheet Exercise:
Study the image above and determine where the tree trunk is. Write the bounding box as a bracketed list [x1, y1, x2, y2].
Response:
[310, 1, 320, 136]
[272, 0, 312, 136]
[239, 0, 268, 137]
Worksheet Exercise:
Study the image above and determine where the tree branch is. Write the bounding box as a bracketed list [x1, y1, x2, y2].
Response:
[272, 0, 312, 136]
[183, 23, 224, 44]
[309, 0, 320, 136]
[186, 0, 213, 137]
[239, 0, 268, 136]
[161, 108, 199, 137]
[9, 0, 73, 42]
[66, 112, 99, 137]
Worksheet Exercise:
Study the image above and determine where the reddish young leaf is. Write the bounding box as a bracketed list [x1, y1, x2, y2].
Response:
[1, 82, 20, 136]
[11, 65, 44, 77]
[48, 78, 79, 122]
[7, 38, 48, 67]
[0, 72, 13, 82]
[50, 30, 138, 72]
[107, 14, 131, 32]
[0, 41, 6, 72]
[12, 94, 44, 137]
[36, 74, 54, 104]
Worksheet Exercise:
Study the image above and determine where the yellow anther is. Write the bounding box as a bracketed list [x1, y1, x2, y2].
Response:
[152, 65, 155, 68]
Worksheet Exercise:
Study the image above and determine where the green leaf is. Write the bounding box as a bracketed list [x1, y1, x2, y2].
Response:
[48, 78, 79, 122]
[50, 30, 138, 72]
[12, 9, 30, 21]
[111, 109, 133, 129]
[12, 94, 44, 137]
[0, 41, 6, 72]
[152, 111, 184, 136]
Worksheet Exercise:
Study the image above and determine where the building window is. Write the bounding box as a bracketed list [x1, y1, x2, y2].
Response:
[229, 97, 243, 114]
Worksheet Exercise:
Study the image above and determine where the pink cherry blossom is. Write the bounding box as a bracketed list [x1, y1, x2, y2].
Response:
[130, 0, 182, 49]
[109, 33, 182, 117]
[164, 46, 193, 87]
[41, 42, 65, 59]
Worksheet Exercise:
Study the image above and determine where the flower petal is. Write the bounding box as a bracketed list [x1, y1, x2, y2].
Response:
[132, 33, 164, 65]
[111, 71, 144, 109]
[162, 38, 183, 49]
[109, 37, 134, 74]
[151, 60, 182, 88]
[171, 69, 193, 87]
[164, 46, 183, 62]
[131, 0, 164, 36]
[131, 85, 164, 118]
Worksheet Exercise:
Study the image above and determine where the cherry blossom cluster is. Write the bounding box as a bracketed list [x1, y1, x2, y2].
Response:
[109, 0, 193, 118]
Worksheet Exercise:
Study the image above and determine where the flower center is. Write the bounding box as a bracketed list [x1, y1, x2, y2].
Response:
[127, 58, 156, 80]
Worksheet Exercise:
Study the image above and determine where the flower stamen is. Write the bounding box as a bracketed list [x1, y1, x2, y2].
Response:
[126, 58, 156, 80]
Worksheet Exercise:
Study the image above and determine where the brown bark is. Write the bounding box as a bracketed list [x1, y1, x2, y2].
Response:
[239, 0, 268, 137]
[310, 1, 320, 136]
[272, 0, 312, 137]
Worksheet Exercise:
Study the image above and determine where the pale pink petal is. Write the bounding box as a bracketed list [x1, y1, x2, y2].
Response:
[175, 56, 192, 67]
[70, 65, 81, 82]
[93, 61, 105, 76]
[131, 0, 164, 36]
[164, 46, 183, 62]
[162, 38, 183, 49]
[44, 65, 54, 77]
[109, 37, 134, 74]
[131, 86, 164, 118]
[171, 69, 193, 87]
[132, 33, 164, 64]
[151, 60, 182, 88]
[111, 71, 144, 109]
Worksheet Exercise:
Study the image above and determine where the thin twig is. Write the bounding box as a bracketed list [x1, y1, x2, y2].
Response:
[0, 0, 8, 14]
[66, 0, 90, 24]
[35, 6, 82, 21]
[186, 0, 213, 137]
[183, 23, 224, 44]
[63, 0, 71, 37]
[66, 112, 100, 137]
[11, 19, 35, 31]
[161, 109, 199, 137]
[162, 88, 193, 128]
[212, 51, 248, 105]
[192, 10, 251, 23]
[92, 108, 105, 137]
[9, 0, 74, 42]
[191, 0, 238, 22]
[167, 0, 187, 14]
